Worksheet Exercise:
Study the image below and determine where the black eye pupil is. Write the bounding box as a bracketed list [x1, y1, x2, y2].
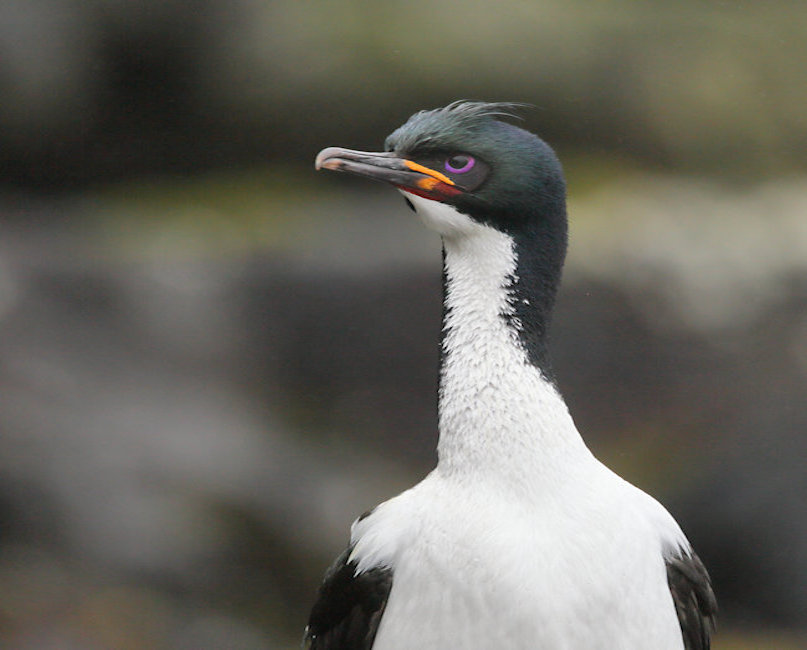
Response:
[444, 154, 476, 175]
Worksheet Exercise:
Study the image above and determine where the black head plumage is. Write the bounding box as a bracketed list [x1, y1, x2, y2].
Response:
[384, 101, 567, 239]
[383, 102, 569, 379]
[384, 101, 527, 153]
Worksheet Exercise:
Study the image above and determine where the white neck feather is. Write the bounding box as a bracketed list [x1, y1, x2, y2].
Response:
[403, 195, 593, 495]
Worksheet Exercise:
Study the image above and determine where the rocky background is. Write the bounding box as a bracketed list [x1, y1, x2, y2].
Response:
[1, 2, 805, 648]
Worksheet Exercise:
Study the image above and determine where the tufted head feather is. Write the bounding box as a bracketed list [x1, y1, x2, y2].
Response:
[385, 101, 528, 154]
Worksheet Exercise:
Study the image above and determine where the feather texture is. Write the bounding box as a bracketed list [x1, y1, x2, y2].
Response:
[666, 552, 718, 650]
[305, 547, 393, 650]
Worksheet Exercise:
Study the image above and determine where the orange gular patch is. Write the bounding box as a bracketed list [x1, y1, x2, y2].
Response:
[403, 160, 456, 186]
[400, 160, 461, 200]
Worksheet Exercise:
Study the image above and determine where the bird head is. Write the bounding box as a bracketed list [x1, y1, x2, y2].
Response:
[315, 101, 567, 239]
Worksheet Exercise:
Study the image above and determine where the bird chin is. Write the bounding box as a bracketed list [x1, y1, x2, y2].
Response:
[398, 190, 481, 238]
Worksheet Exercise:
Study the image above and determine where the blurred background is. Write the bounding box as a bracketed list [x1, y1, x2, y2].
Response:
[0, 1, 805, 648]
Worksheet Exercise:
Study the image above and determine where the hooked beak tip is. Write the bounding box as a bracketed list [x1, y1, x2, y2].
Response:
[315, 147, 347, 171]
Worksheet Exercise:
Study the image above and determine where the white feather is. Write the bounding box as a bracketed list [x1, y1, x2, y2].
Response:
[352, 195, 692, 649]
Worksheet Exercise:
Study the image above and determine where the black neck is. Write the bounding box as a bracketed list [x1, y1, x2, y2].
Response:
[505, 215, 567, 380]
[436, 212, 567, 389]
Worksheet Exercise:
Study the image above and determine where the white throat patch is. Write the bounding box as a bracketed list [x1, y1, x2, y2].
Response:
[345, 188, 698, 650]
[401, 191, 481, 238]
[399, 193, 590, 492]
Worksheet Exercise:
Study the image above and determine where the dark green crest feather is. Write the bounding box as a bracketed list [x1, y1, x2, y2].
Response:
[385, 101, 527, 154]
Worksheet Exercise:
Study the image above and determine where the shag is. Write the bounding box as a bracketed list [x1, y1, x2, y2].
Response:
[306, 101, 716, 650]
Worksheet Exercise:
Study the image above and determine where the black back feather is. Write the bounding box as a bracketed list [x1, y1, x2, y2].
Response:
[666, 551, 718, 650]
[304, 547, 393, 650]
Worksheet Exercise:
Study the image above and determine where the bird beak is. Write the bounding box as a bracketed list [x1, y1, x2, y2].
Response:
[315, 147, 461, 200]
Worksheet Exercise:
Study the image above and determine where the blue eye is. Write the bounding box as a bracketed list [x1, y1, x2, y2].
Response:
[445, 154, 475, 174]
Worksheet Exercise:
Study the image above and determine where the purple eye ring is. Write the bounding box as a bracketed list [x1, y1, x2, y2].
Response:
[445, 154, 475, 174]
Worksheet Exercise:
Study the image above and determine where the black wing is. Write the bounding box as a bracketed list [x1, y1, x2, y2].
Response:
[304, 547, 393, 650]
[666, 551, 717, 650]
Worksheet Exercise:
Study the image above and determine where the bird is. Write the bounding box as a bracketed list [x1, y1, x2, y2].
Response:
[306, 101, 716, 649]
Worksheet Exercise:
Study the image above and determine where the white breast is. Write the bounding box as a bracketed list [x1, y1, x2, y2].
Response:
[352, 194, 692, 649]
[355, 468, 689, 650]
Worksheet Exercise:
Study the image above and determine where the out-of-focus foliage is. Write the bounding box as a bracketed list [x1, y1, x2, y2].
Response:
[0, 0, 805, 189]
